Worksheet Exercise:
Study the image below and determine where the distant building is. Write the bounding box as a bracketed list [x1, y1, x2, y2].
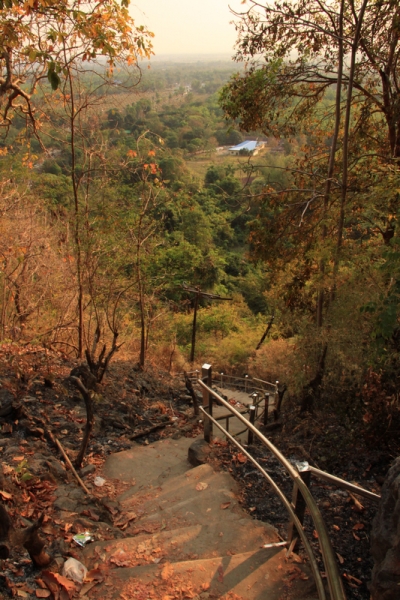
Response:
[229, 140, 266, 156]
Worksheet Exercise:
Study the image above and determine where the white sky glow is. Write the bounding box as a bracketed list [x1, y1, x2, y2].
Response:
[131, 0, 247, 56]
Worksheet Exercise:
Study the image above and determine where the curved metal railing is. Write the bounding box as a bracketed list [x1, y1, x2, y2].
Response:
[197, 374, 346, 600]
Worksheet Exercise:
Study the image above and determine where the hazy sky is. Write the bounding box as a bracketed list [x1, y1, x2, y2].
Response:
[132, 0, 246, 56]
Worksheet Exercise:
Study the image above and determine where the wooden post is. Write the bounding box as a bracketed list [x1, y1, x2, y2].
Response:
[183, 285, 232, 364]
[264, 393, 270, 426]
[245, 375, 248, 393]
[247, 405, 256, 445]
[202, 363, 213, 443]
[190, 291, 200, 363]
[287, 462, 312, 551]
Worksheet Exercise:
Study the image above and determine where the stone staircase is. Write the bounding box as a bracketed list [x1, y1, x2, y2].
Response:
[82, 437, 318, 600]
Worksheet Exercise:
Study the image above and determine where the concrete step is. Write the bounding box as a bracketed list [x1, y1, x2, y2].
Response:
[92, 436, 318, 600]
[84, 517, 277, 564]
[88, 547, 317, 600]
[103, 436, 194, 489]
[117, 463, 278, 546]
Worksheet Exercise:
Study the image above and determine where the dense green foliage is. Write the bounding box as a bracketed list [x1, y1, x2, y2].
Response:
[1, 0, 400, 445]
[0, 57, 275, 372]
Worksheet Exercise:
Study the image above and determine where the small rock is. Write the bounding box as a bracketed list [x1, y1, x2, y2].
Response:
[371, 456, 400, 600]
[54, 496, 78, 512]
[51, 556, 65, 572]
[68, 488, 86, 502]
[188, 439, 211, 466]
[181, 424, 193, 433]
[3, 445, 23, 456]
[45, 458, 68, 481]
[79, 464, 96, 478]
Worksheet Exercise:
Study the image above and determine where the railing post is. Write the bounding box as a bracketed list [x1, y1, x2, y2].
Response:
[245, 374, 248, 393]
[264, 393, 270, 426]
[202, 363, 213, 443]
[220, 372, 223, 387]
[251, 392, 258, 418]
[247, 405, 256, 445]
[287, 461, 312, 551]
[275, 380, 279, 408]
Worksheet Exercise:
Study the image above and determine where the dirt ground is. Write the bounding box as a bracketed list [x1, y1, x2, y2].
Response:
[0, 342, 397, 599]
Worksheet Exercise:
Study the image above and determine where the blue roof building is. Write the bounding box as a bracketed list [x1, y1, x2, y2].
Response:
[229, 140, 265, 155]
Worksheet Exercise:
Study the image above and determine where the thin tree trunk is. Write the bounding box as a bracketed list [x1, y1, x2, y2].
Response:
[190, 291, 199, 363]
[137, 236, 146, 369]
[333, 0, 369, 291]
[66, 61, 84, 358]
[256, 311, 275, 350]
[317, 0, 344, 327]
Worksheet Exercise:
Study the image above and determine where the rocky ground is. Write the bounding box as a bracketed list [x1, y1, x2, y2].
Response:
[0, 343, 200, 599]
[0, 342, 397, 599]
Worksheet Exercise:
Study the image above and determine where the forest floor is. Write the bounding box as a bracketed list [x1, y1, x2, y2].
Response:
[0, 343, 397, 600]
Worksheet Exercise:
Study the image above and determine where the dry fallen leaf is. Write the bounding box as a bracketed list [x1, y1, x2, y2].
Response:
[0, 490, 12, 500]
[110, 550, 133, 567]
[349, 493, 364, 512]
[236, 453, 247, 464]
[85, 568, 104, 582]
[343, 573, 362, 586]
[220, 502, 231, 510]
[353, 523, 365, 530]
[161, 562, 174, 581]
[336, 553, 345, 565]
[35, 590, 51, 598]
[114, 511, 137, 528]
[52, 573, 75, 592]
[195, 482, 208, 491]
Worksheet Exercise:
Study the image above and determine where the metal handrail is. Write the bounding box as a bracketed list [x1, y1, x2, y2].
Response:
[198, 379, 346, 600]
[214, 372, 278, 394]
[253, 376, 278, 389]
[199, 405, 327, 600]
[308, 466, 380, 502]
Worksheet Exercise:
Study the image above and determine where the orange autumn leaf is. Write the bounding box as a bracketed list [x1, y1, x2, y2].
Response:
[161, 562, 174, 581]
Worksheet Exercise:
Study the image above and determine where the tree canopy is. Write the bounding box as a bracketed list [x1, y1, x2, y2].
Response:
[0, 0, 153, 133]
[222, 0, 400, 158]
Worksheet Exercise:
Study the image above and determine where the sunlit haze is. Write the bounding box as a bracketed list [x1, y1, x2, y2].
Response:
[132, 0, 246, 58]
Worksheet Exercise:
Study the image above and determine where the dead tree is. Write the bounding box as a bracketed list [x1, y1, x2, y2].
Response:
[70, 376, 94, 469]
[0, 504, 51, 567]
[300, 344, 328, 414]
[85, 326, 121, 383]
[256, 312, 275, 351]
[184, 371, 199, 416]
[274, 383, 287, 419]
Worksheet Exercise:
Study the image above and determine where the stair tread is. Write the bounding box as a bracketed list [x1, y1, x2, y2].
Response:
[84, 520, 278, 563]
[87, 548, 317, 600]
[93, 436, 318, 600]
